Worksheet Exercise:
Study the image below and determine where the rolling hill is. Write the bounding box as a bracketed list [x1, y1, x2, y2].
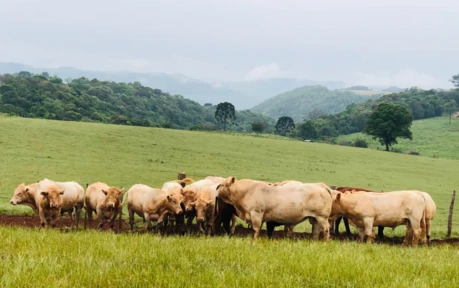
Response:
[251, 85, 383, 122]
[336, 116, 459, 160]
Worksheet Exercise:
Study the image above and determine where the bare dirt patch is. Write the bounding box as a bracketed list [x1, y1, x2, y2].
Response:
[1, 214, 458, 246]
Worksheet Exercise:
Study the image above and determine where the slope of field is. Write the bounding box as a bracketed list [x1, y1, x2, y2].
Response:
[2, 116, 459, 287]
[251, 85, 381, 122]
[336, 116, 459, 160]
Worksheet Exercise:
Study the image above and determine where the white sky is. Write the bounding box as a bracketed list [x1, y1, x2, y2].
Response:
[1, 0, 458, 87]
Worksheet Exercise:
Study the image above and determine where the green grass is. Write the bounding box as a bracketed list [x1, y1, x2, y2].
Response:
[336, 116, 459, 160]
[1, 227, 459, 287]
[1, 116, 459, 287]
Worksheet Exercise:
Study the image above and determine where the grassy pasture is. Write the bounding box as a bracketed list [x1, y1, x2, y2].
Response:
[1, 116, 459, 287]
[337, 116, 459, 160]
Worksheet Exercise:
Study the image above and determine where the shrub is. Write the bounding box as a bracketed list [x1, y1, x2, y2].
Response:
[353, 138, 368, 148]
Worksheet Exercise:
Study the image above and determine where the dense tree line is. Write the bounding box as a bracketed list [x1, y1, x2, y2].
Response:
[292, 86, 459, 141]
[0, 72, 274, 132]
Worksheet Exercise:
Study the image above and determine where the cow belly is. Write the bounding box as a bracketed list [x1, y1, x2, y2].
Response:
[262, 206, 312, 224]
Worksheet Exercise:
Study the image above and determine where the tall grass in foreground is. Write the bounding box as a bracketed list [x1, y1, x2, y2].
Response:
[0, 227, 458, 287]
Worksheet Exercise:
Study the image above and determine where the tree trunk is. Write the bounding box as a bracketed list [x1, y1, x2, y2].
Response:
[385, 143, 389, 151]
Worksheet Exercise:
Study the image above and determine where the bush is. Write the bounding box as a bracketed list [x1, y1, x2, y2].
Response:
[353, 138, 368, 148]
[390, 147, 403, 153]
[408, 150, 420, 156]
[338, 140, 352, 146]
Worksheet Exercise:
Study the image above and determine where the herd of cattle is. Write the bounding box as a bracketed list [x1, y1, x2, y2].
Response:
[8, 176, 437, 247]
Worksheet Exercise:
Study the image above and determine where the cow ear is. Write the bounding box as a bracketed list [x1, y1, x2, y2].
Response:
[179, 182, 186, 188]
[230, 177, 236, 184]
[102, 189, 108, 195]
[216, 184, 221, 190]
[167, 195, 171, 201]
[336, 193, 341, 201]
[41, 191, 48, 197]
[60, 189, 65, 195]
[119, 187, 124, 193]
[25, 188, 29, 193]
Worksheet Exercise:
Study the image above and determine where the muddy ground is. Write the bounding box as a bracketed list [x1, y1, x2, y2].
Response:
[0, 214, 457, 246]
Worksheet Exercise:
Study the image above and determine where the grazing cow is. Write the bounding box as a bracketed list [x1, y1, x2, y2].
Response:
[403, 191, 436, 245]
[85, 182, 124, 230]
[10, 183, 39, 213]
[127, 184, 183, 232]
[216, 177, 332, 240]
[331, 190, 426, 247]
[35, 179, 65, 227]
[335, 186, 385, 238]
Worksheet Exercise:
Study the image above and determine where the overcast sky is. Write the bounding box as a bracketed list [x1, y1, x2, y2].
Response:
[1, 0, 458, 88]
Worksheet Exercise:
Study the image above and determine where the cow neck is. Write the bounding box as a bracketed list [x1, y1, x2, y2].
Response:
[149, 194, 168, 214]
[27, 187, 38, 210]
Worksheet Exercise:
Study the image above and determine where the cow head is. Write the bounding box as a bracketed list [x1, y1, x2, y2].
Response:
[41, 186, 64, 208]
[215, 176, 236, 203]
[181, 187, 197, 212]
[330, 191, 345, 218]
[102, 187, 124, 208]
[10, 183, 31, 205]
[166, 194, 183, 215]
[194, 199, 213, 222]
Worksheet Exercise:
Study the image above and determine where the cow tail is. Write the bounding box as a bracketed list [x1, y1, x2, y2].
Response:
[214, 196, 219, 215]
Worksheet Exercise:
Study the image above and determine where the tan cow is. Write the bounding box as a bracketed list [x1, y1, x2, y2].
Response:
[192, 186, 218, 235]
[331, 190, 426, 247]
[127, 184, 183, 232]
[10, 183, 39, 213]
[35, 179, 65, 227]
[85, 182, 124, 230]
[216, 177, 332, 240]
[403, 191, 436, 245]
[180, 179, 216, 228]
[161, 180, 187, 234]
[36, 178, 85, 228]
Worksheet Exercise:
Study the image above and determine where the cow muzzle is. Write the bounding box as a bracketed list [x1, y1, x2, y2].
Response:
[197, 217, 204, 222]
[10, 200, 17, 205]
[186, 206, 193, 212]
[108, 203, 115, 208]
[176, 209, 183, 215]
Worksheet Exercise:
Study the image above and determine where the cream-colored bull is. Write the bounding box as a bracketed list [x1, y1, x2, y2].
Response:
[10, 183, 39, 213]
[126, 184, 183, 232]
[85, 182, 124, 230]
[35, 179, 65, 227]
[331, 190, 426, 247]
[217, 177, 332, 240]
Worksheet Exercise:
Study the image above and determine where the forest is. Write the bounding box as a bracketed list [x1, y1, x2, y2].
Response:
[0, 72, 274, 133]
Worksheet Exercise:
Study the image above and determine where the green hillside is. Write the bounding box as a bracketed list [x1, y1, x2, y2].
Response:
[336, 116, 459, 159]
[0, 72, 275, 132]
[251, 85, 381, 122]
[2, 116, 459, 287]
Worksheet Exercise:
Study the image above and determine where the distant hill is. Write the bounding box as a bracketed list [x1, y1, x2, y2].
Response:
[0, 62, 347, 110]
[0, 72, 275, 132]
[251, 85, 382, 122]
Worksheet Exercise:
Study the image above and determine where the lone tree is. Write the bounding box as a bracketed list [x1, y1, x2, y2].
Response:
[444, 100, 458, 125]
[363, 103, 413, 151]
[215, 102, 236, 131]
[275, 116, 295, 136]
[450, 74, 459, 87]
[251, 122, 265, 134]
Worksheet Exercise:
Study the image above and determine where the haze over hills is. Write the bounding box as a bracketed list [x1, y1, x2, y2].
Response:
[251, 85, 383, 122]
[0, 62, 349, 109]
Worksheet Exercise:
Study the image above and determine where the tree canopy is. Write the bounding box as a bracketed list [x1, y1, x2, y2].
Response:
[275, 116, 295, 136]
[363, 103, 413, 151]
[450, 74, 459, 88]
[215, 102, 236, 131]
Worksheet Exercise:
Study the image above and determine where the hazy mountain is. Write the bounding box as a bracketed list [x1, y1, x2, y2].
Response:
[251, 85, 382, 122]
[0, 62, 347, 109]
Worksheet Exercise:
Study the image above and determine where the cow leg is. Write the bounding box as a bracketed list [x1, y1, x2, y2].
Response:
[230, 214, 236, 236]
[363, 218, 375, 243]
[266, 222, 275, 239]
[377, 226, 385, 239]
[144, 213, 152, 232]
[316, 217, 330, 241]
[74, 204, 83, 230]
[343, 217, 351, 235]
[250, 212, 263, 239]
[403, 223, 413, 246]
[87, 207, 94, 228]
[128, 207, 135, 230]
[425, 219, 432, 246]
[39, 209, 46, 228]
[175, 214, 185, 235]
[334, 217, 341, 235]
[97, 209, 104, 230]
[409, 218, 422, 247]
